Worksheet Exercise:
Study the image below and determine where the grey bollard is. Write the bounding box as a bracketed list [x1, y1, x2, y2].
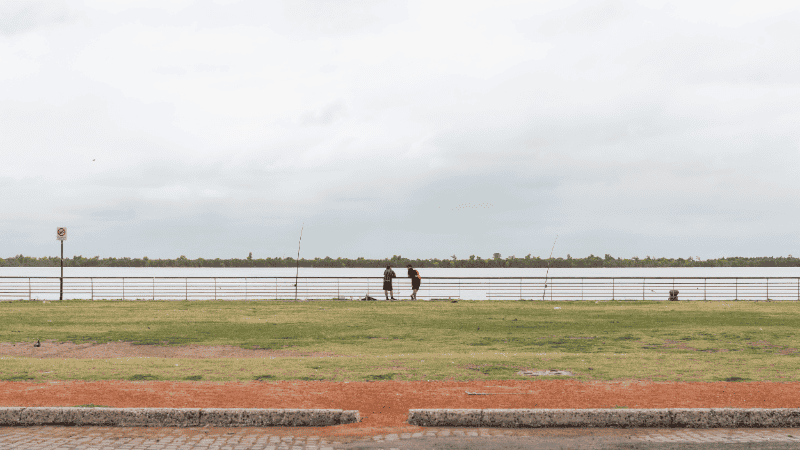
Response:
[668, 289, 679, 301]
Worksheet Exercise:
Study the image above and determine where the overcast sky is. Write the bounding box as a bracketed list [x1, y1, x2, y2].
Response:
[2, 0, 799, 261]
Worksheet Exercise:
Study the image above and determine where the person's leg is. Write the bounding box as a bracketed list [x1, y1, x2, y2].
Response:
[384, 290, 389, 300]
[412, 288, 418, 300]
[389, 290, 395, 300]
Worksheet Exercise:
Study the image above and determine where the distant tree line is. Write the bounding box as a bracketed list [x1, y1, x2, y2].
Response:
[2, 253, 799, 268]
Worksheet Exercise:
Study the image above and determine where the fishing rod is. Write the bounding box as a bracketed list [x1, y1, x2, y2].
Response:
[294, 224, 303, 301]
[542, 235, 558, 301]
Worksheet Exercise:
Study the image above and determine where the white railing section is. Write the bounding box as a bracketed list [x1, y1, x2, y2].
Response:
[1, 277, 799, 301]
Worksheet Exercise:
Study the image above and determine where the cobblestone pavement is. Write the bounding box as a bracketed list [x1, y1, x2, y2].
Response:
[1, 426, 799, 449]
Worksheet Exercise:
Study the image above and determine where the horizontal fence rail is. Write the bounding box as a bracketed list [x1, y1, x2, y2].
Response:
[1, 277, 799, 301]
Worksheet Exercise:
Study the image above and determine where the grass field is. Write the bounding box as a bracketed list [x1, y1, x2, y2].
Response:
[0, 299, 798, 383]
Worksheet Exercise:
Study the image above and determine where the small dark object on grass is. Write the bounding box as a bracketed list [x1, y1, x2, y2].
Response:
[34, 339, 40, 347]
[669, 289, 679, 301]
[362, 295, 377, 301]
[451, 300, 458, 303]
[724, 376, 748, 382]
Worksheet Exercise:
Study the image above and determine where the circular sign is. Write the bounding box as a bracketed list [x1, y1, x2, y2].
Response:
[56, 227, 67, 240]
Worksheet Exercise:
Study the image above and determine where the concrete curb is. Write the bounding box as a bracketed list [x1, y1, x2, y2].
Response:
[408, 409, 800, 428]
[0, 408, 359, 427]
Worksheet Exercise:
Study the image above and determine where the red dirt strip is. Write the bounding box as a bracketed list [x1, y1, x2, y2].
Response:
[1, 380, 799, 438]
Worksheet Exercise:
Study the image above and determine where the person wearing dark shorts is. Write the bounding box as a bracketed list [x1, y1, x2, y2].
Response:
[407, 264, 421, 300]
[383, 265, 397, 300]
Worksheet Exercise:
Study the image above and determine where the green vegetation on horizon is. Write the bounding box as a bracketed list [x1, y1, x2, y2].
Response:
[3, 253, 800, 268]
[0, 299, 798, 383]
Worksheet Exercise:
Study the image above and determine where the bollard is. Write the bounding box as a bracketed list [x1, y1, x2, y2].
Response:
[668, 289, 679, 301]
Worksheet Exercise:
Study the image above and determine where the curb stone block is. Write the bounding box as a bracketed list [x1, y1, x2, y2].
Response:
[341, 410, 360, 424]
[672, 408, 726, 428]
[20, 407, 63, 425]
[449, 409, 482, 427]
[483, 409, 541, 428]
[409, 408, 800, 428]
[0, 407, 355, 427]
[0, 408, 24, 426]
[429, 410, 480, 427]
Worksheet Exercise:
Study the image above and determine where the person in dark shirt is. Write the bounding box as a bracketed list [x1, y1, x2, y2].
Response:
[383, 265, 397, 300]
[407, 264, 421, 300]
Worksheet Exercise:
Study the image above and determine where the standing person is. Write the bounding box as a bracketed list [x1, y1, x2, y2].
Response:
[383, 265, 397, 300]
[407, 264, 421, 300]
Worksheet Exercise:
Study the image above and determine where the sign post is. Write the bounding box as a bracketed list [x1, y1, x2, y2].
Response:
[57, 227, 67, 300]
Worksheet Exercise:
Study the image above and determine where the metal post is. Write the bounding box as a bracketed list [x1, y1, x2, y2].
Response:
[581, 278, 583, 301]
[245, 278, 248, 300]
[214, 278, 217, 301]
[337, 278, 340, 299]
[735, 278, 738, 300]
[704, 278, 706, 301]
[28, 277, 31, 301]
[185, 278, 188, 301]
[59, 240, 63, 300]
[91, 277, 93, 300]
[152, 277, 155, 301]
[643, 278, 645, 301]
[612, 278, 614, 301]
[767, 277, 769, 301]
[122, 278, 125, 300]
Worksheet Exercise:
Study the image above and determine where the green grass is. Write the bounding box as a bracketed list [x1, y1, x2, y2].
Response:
[0, 299, 798, 382]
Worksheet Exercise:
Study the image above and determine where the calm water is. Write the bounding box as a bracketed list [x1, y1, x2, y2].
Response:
[1, 267, 799, 278]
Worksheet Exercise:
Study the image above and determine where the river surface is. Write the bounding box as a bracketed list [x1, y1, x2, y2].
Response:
[1, 267, 799, 278]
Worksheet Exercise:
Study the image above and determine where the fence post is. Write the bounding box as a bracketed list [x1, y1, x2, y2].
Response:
[215, 278, 217, 301]
[704, 278, 706, 301]
[122, 278, 125, 301]
[767, 277, 769, 301]
[245, 278, 248, 300]
[337, 278, 340, 299]
[185, 278, 188, 301]
[612, 278, 614, 301]
[581, 278, 583, 301]
[152, 277, 155, 301]
[28, 277, 31, 301]
[643, 278, 645, 301]
[735, 278, 738, 300]
[91, 278, 93, 301]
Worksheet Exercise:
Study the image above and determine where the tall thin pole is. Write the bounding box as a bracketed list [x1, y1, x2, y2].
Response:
[542, 235, 558, 301]
[294, 224, 303, 301]
[60, 240, 64, 300]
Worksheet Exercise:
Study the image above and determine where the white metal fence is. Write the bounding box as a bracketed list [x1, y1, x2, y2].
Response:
[1, 277, 799, 301]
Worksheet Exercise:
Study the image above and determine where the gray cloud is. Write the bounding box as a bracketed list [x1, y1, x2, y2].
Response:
[1, 0, 799, 259]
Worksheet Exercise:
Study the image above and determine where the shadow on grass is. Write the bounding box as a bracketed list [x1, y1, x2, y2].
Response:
[128, 374, 160, 381]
